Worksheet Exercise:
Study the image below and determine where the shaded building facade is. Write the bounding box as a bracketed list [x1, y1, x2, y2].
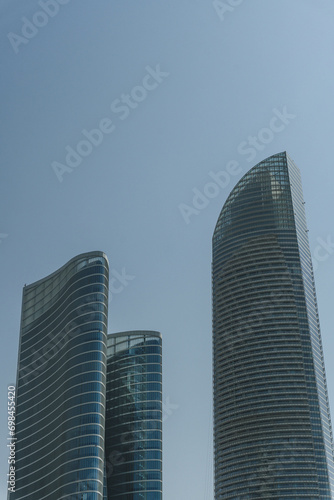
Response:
[212, 152, 334, 498]
[10, 253, 163, 500]
[105, 331, 163, 500]
[10, 251, 109, 499]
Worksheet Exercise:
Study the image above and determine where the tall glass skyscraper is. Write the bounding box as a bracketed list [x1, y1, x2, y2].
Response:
[212, 152, 334, 498]
[11, 251, 109, 499]
[105, 331, 163, 500]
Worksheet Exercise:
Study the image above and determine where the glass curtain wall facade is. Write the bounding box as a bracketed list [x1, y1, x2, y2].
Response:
[10, 252, 109, 500]
[105, 331, 163, 500]
[212, 152, 334, 498]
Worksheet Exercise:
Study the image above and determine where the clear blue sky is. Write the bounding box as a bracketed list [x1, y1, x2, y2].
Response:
[1, 1, 334, 498]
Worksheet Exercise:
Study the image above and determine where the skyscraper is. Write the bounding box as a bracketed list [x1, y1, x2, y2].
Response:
[212, 152, 334, 498]
[105, 331, 163, 499]
[11, 251, 109, 499]
[10, 253, 163, 499]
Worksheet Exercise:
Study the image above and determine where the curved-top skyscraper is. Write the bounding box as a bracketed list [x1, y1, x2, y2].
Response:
[11, 251, 109, 499]
[212, 152, 334, 498]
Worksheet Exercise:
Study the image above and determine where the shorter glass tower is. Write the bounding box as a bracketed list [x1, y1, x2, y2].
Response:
[105, 331, 163, 500]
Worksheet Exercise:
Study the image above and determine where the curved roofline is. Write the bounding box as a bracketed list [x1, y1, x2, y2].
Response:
[213, 151, 288, 239]
[108, 330, 162, 339]
[24, 251, 109, 290]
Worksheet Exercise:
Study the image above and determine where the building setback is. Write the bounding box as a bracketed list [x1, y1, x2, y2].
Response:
[212, 152, 334, 498]
[9, 252, 162, 499]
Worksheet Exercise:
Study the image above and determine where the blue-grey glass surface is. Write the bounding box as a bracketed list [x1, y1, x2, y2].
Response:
[105, 331, 162, 500]
[212, 152, 334, 498]
[9, 252, 109, 500]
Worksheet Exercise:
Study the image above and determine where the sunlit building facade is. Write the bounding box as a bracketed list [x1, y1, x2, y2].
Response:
[212, 152, 334, 498]
[105, 331, 163, 500]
